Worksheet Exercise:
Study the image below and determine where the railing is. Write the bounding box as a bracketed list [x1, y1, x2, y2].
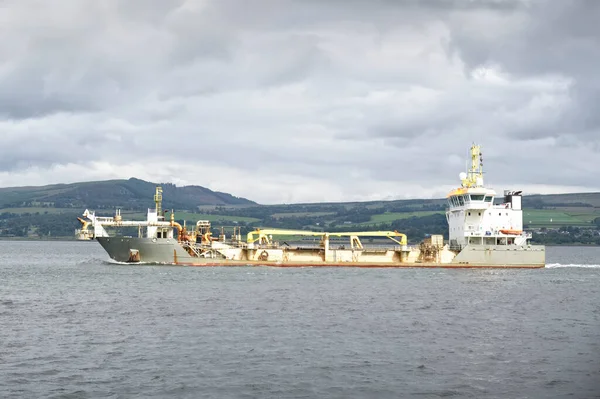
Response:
[95, 217, 115, 223]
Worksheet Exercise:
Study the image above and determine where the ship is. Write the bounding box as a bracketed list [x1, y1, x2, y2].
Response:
[82, 144, 545, 268]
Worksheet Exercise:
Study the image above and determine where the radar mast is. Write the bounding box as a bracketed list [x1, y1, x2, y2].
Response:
[461, 144, 484, 188]
[154, 186, 163, 217]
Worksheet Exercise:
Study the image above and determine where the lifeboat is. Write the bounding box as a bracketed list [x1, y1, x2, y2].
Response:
[500, 229, 522, 235]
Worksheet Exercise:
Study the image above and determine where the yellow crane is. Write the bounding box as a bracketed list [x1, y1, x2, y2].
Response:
[77, 217, 91, 231]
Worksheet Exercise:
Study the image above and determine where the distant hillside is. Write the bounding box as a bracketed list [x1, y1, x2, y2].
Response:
[522, 192, 600, 208]
[2, 179, 600, 243]
[0, 178, 256, 211]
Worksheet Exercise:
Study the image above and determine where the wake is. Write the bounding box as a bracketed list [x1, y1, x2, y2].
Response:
[101, 259, 173, 266]
[545, 263, 600, 268]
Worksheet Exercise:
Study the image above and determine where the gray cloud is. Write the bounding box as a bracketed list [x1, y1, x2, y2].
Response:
[0, 0, 598, 203]
[447, 0, 600, 136]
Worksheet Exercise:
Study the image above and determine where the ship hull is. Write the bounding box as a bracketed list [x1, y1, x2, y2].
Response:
[452, 244, 545, 266]
[97, 237, 191, 264]
[96, 237, 545, 268]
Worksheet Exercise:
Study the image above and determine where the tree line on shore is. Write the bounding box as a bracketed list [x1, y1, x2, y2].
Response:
[3, 209, 600, 245]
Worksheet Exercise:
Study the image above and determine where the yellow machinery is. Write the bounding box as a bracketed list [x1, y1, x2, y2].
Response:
[77, 217, 90, 231]
[246, 229, 407, 249]
[75, 217, 94, 240]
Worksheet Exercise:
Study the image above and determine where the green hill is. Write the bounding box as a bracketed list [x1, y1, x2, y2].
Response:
[0, 178, 255, 211]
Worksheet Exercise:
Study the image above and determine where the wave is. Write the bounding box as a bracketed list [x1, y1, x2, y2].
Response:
[102, 259, 138, 265]
[101, 259, 170, 266]
[545, 263, 600, 268]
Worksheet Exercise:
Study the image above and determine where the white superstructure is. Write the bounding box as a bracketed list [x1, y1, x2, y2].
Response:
[446, 144, 531, 250]
[81, 188, 182, 241]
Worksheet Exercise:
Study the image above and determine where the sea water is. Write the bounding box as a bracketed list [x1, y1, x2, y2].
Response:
[1, 241, 599, 398]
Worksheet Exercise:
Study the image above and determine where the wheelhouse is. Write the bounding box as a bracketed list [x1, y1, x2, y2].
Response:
[447, 193, 494, 209]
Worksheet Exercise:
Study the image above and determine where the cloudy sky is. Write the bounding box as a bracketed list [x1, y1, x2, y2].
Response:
[1, 0, 598, 204]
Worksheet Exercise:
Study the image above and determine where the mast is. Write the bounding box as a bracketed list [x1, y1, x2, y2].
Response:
[461, 144, 484, 188]
[154, 186, 163, 217]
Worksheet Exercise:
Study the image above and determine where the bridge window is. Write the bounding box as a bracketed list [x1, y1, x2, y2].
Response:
[484, 196, 493, 202]
[471, 194, 485, 201]
[458, 196, 465, 206]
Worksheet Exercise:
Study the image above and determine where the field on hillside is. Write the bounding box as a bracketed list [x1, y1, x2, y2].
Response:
[181, 207, 600, 229]
[173, 212, 260, 224]
[360, 211, 444, 225]
[522, 208, 599, 228]
[254, 207, 599, 229]
[0, 207, 73, 215]
[271, 212, 336, 218]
